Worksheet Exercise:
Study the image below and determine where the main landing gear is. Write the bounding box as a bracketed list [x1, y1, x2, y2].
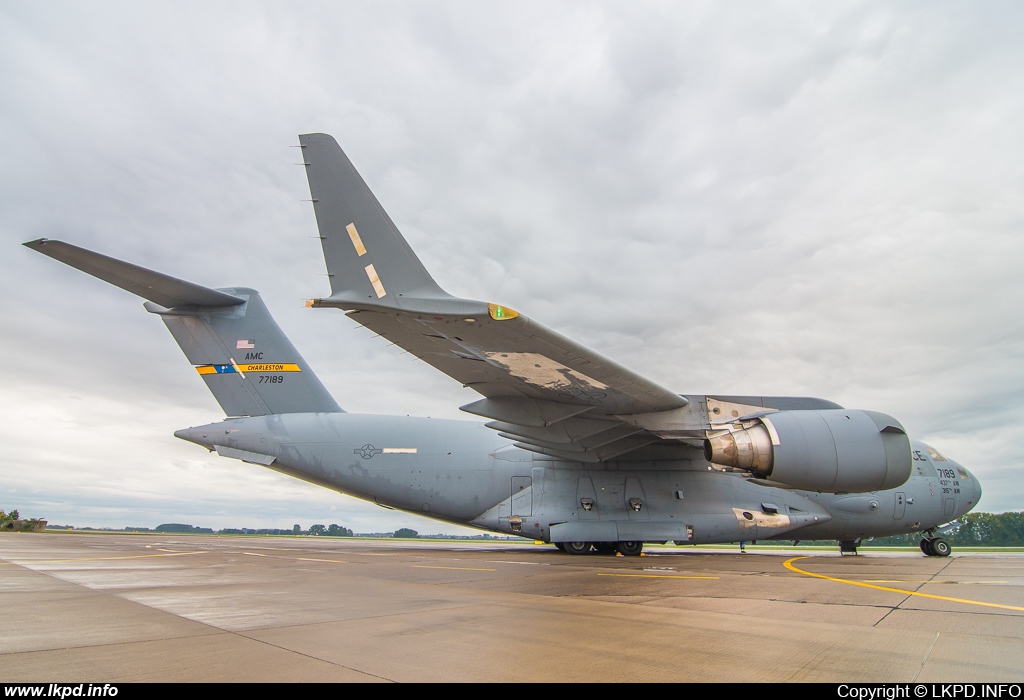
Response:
[839, 539, 861, 555]
[563, 541, 591, 555]
[557, 541, 645, 556]
[920, 536, 951, 557]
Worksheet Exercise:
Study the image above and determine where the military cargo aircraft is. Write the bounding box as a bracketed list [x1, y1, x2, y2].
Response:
[25, 133, 980, 557]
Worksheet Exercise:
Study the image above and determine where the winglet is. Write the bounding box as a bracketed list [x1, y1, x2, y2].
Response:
[23, 238, 244, 308]
[299, 133, 451, 306]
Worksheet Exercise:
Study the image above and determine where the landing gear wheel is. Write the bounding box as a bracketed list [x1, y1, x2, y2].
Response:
[931, 537, 951, 557]
[554, 542, 566, 552]
[593, 542, 617, 554]
[617, 541, 643, 556]
[920, 538, 935, 556]
[563, 541, 592, 555]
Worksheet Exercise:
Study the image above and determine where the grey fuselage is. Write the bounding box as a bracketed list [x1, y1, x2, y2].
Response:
[177, 410, 980, 545]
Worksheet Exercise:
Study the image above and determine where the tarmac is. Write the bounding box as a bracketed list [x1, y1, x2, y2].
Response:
[1, 533, 1022, 682]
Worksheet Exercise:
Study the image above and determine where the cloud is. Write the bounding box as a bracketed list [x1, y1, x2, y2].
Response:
[1, 1, 1022, 533]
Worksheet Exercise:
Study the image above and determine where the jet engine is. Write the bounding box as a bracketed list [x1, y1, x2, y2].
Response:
[703, 409, 911, 492]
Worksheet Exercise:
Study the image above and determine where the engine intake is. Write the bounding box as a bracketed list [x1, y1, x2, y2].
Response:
[703, 409, 911, 492]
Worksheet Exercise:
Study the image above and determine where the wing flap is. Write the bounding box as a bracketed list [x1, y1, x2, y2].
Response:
[484, 416, 621, 444]
[514, 436, 658, 462]
[504, 425, 643, 452]
[462, 397, 594, 427]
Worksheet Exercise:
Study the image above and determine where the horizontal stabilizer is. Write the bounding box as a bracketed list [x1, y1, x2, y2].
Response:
[23, 238, 243, 308]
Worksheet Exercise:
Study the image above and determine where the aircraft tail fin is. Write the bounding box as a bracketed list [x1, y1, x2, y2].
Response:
[299, 133, 451, 306]
[24, 239, 342, 417]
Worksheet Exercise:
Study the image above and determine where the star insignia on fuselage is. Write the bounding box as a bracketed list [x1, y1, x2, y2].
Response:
[355, 444, 383, 459]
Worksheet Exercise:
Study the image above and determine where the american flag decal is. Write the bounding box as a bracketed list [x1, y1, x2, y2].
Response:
[236, 339, 255, 349]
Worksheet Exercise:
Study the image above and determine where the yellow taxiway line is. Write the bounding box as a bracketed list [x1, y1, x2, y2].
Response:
[784, 556, 1024, 613]
[863, 579, 1008, 585]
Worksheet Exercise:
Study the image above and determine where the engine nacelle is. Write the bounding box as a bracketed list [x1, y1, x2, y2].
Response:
[703, 409, 912, 492]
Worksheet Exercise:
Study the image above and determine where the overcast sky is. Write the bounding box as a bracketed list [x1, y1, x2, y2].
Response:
[1, 1, 1021, 534]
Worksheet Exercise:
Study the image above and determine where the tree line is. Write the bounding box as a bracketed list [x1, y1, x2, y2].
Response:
[866, 511, 1024, 547]
[146, 523, 358, 537]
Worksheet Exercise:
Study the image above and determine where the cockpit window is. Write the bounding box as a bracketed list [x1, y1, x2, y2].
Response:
[956, 466, 969, 480]
[926, 447, 948, 462]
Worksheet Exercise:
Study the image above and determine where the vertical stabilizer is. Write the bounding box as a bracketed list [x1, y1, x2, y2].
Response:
[148, 289, 342, 416]
[25, 239, 342, 417]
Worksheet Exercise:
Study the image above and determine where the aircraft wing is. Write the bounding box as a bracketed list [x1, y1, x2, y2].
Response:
[300, 133, 688, 461]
